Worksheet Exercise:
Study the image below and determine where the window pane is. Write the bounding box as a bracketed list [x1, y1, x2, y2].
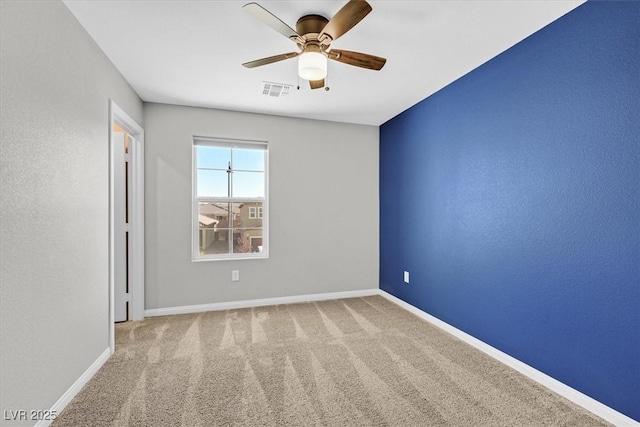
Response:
[197, 170, 229, 197]
[233, 148, 264, 171]
[197, 146, 230, 170]
[200, 202, 231, 224]
[199, 228, 230, 255]
[239, 202, 263, 227]
[199, 201, 236, 255]
[233, 171, 264, 198]
[233, 229, 263, 253]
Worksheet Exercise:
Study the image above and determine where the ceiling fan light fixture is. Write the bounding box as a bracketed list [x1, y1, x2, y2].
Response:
[298, 51, 327, 81]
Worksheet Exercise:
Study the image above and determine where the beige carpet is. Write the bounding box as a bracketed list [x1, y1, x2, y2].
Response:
[53, 296, 609, 426]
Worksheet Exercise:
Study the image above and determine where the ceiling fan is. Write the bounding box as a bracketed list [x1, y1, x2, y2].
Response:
[242, 0, 386, 90]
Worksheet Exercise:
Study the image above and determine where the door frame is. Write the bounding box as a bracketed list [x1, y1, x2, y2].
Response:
[109, 100, 145, 354]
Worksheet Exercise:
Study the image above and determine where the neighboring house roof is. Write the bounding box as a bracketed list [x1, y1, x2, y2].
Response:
[199, 203, 240, 216]
[200, 203, 255, 228]
[198, 215, 218, 226]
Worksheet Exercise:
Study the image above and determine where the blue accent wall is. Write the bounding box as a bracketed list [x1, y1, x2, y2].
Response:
[380, 1, 640, 421]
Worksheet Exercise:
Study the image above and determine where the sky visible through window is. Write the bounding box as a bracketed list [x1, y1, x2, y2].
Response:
[197, 146, 264, 198]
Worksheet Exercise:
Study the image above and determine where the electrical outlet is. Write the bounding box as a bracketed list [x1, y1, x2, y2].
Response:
[403, 271, 410, 284]
[232, 270, 240, 282]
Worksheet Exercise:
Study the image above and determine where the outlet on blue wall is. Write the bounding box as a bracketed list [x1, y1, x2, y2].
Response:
[380, 1, 639, 421]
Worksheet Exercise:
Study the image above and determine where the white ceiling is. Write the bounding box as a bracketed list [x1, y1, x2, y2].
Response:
[63, 0, 584, 126]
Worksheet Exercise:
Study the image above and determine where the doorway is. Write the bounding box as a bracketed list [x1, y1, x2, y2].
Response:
[109, 100, 144, 354]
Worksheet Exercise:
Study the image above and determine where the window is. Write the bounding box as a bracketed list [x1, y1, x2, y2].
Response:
[249, 206, 263, 219]
[193, 137, 267, 260]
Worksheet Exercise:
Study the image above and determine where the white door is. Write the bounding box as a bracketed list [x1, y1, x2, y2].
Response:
[110, 101, 145, 352]
[113, 131, 129, 322]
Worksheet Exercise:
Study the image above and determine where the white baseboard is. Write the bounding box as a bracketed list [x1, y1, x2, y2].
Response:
[378, 290, 639, 427]
[35, 347, 111, 427]
[144, 288, 380, 317]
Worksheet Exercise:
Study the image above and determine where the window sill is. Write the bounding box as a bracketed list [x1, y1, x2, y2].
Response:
[192, 254, 269, 262]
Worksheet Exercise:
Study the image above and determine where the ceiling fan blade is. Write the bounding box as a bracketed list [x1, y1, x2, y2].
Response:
[319, 0, 372, 42]
[309, 79, 325, 90]
[328, 49, 386, 70]
[242, 52, 299, 68]
[243, 3, 300, 41]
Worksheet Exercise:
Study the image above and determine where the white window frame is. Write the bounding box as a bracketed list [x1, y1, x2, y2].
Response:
[192, 136, 268, 261]
[249, 206, 257, 219]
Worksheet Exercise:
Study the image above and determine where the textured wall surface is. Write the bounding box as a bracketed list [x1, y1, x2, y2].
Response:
[0, 1, 143, 424]
[380, 1, 639, 421]
[144, 103, 379, 309]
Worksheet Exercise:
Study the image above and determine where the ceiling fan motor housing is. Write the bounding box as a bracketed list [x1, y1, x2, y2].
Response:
[296, 14, 329, 40]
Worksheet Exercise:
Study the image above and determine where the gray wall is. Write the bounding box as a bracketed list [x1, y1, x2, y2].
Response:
[0, 1, 142, 424]
[144, 103, 379, 309]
